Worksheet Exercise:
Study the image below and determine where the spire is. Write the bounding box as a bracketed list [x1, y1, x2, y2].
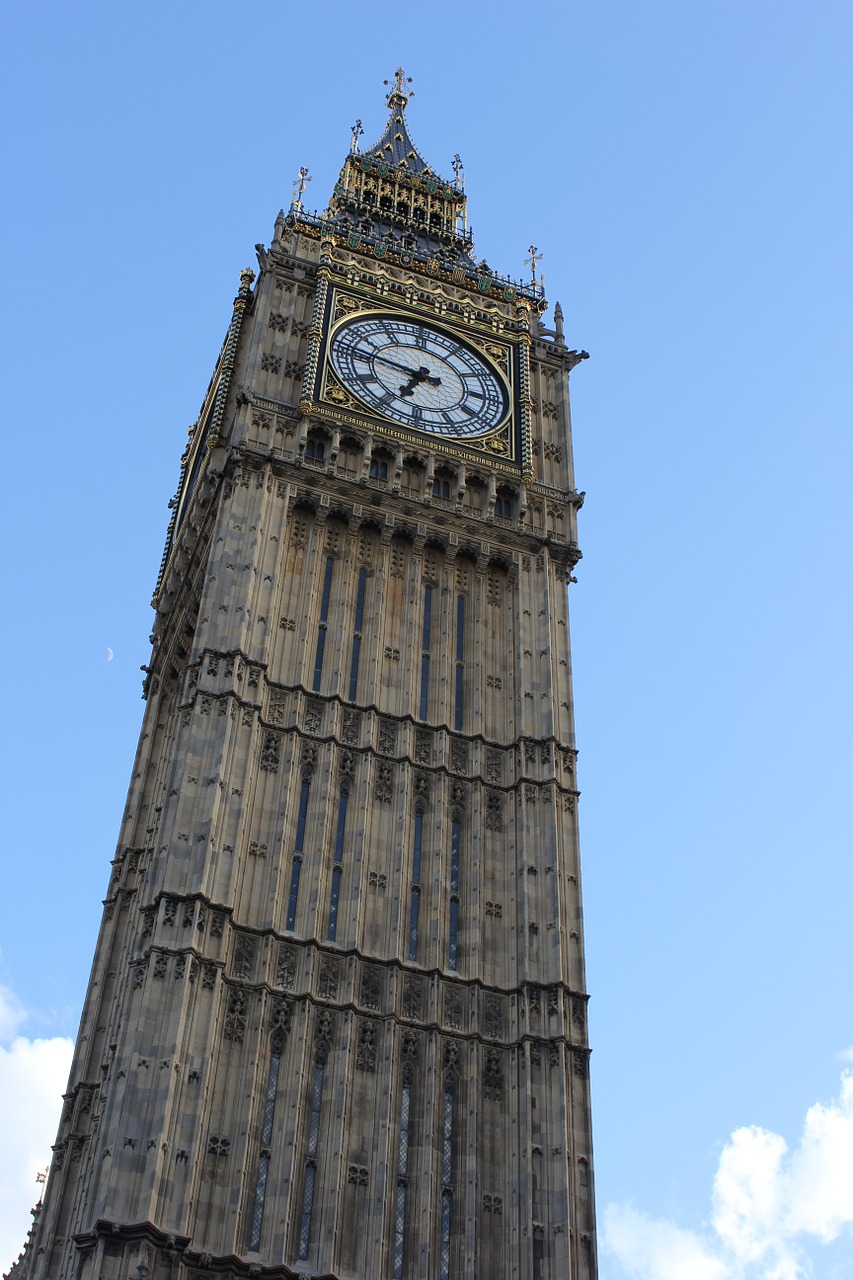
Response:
[323, 68, 472, 262]
[283, 73, 544, 304]
[290, 165, 311, 210]
[355, 67, 445, 182]
[525, 244, 543, 289]
[554, 301, 566, 346]
[384, 66, 413, 109]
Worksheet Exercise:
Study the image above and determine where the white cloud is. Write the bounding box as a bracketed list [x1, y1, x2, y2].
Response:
[711, 1127, 793, 1272]
[604, 1056, 853, 1280]
[0, 985, 73, 1274]
[0, 983, 26, 1041]
[604, 1204, 730, 1280]
[785, 1072, 853, 1242]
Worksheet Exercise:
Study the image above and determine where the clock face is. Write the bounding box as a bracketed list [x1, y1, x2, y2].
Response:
[328, 313, 509, 438]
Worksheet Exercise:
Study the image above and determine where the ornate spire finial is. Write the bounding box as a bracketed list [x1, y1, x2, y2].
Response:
[384, 66, 413, 108]
[350, 119, 364, 153]
[291, 165, 311, 209]
[452, 153, 464, 188]
[525, 244, 542, 287]
[554, 301, 565, 345]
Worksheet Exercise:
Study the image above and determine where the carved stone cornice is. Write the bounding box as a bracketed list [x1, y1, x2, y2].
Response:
[178, 666, 578, 768]
[223, 442, 582, 561]
[72, 1221, 191, 1258]
[125, 919, 592, 1045]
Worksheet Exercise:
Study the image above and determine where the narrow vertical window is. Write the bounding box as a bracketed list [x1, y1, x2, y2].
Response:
[286, 778, 311, 931]
[348, 567, 367, 702]
[439, 1074, 455, 1280]
[419, 585, 432, 721]
[327, 787, 349, 941]
[454, 595, 465, 731]
[408, 809, 424, 962]
[392, 1068, 413, 1280]
[448, 817, 460, 971]
[298, 1046, 326, 1260]
[312, 556, 335, 692]
[249, 1032, 284, 1251]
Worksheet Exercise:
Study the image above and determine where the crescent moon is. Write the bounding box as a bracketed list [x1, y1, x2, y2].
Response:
[106, 647, 114, 662]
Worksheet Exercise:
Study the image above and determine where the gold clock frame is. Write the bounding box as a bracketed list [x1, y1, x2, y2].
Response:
[307, 286, 523, 467]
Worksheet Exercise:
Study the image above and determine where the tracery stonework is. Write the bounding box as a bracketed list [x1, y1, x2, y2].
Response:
[29, 74, 597, 1280]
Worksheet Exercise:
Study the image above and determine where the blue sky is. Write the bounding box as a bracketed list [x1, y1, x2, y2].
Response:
[2, 3, 852, 1276]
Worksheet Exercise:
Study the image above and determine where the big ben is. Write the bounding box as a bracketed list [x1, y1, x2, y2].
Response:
[27, 71, 597, 1280]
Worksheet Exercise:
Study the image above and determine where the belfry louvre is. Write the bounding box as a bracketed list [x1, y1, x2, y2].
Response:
[26, 71, 597, 1280]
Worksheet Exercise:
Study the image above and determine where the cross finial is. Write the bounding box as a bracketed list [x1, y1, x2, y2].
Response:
[452, 153, 464, 188]
[525, 244, 542, 285]
[350, 119, 364, 153]
[291, 166, 311, 209]
[384, 67, 413, 106]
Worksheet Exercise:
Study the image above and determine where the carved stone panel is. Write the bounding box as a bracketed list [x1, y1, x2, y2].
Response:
[223, 988, 247, 1043]
[355, 1021, 377, 1072]
[359, 965, 382, 1011]
[276, 945, 297, 990]
[318, 956, 340, 1000]
[402, 976, 424, 1021]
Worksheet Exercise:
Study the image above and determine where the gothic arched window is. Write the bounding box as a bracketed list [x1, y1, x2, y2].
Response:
[432, 467, 455, 501]
[408, 807, 424, 961]
[369, 450, 392, 482]
[439, 1072, 456, 1280]
[327, 785, 350, 942]
[286, 777, 312, 931]
[305, 434, 326, 463]
[494, 487, 515, 519]
[392, 1065, 414, 1279]
[465, 475, 486, 512]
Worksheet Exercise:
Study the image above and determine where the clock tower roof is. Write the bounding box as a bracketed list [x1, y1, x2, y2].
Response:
[283, 70, 543, 306]
[321, 68, 476, 265]
[356, 67, 452, 185]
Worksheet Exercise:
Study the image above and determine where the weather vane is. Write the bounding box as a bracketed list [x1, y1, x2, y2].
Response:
[452, 153, 464, 188]
[350, 119, 364, 154]
[291, 166, 311, 209]
[384, 67, 413, 105]
[525, 244, 543, 286]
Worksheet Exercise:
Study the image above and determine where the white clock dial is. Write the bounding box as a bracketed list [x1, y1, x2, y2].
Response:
[329, 313, 509, 438]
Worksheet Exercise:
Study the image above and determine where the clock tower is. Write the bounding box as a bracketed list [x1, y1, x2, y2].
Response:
[29, 72, 597, 1280]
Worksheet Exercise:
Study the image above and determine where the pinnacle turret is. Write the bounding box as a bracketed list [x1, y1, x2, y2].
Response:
[324, 67, 472, 263]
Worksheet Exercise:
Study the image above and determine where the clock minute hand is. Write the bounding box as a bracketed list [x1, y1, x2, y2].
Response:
[371, 353, 442, 386]
[399, 363, 448, 397]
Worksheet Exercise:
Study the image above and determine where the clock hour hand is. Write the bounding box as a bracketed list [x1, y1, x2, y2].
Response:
[369, 353, 442, 387]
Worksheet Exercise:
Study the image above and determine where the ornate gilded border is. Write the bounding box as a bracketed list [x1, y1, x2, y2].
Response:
[308, 286, 523, 466]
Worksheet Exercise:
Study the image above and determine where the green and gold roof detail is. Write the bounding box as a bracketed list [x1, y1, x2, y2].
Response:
[285, 69, 544, 306]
